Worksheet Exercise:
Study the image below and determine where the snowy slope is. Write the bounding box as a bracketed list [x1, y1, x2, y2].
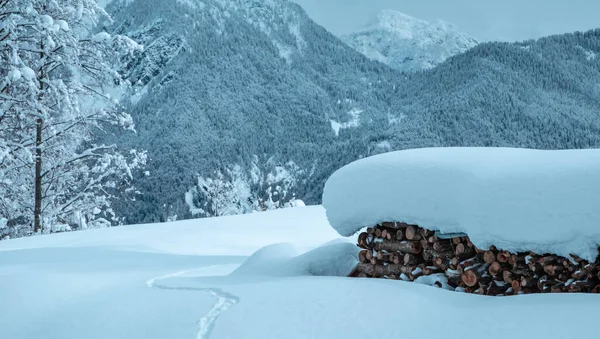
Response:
[0, 206, 338, 256]
[341, 10, 478, 72]
[323, 147, 600, 261]
[2, 205, 599, 339]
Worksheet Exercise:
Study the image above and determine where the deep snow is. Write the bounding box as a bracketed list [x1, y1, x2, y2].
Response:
[323, 147, 600, 261]
[1, 204, 600, 339]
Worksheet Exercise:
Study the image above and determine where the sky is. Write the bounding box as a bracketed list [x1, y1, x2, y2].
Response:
[292, 0, 600, 42]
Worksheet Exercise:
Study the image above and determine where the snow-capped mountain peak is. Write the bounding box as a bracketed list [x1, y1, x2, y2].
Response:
[342, 9, 478, 72]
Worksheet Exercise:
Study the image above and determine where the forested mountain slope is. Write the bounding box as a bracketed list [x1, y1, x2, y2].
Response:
[383, 30, 600, 150]
[103, 0, 397, 223]
[103, 0, 600, 225]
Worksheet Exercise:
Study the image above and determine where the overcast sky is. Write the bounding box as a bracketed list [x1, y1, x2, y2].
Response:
[292, 0, 600, 42]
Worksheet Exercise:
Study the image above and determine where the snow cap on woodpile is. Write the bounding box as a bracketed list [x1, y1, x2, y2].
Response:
[322, 147, 600, 261]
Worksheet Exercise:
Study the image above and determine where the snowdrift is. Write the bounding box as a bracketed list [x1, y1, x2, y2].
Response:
[322, 147, 600, 261]
[231, 242, 360, 277]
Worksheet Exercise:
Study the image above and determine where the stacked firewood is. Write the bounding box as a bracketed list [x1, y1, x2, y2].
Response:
[351, 222, 600, 296]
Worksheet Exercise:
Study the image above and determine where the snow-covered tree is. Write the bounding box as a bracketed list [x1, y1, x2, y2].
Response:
[185, 166, 253, 217]
[0, 0, 145, 236]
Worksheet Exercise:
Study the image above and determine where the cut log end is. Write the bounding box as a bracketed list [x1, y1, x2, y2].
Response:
[461, 270, 478, 287]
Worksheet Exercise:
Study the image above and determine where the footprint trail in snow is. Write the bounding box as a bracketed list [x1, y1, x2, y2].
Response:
[147, 268, 240, 339]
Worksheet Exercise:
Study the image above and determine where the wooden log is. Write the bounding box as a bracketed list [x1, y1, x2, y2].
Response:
[420, 239, 430, 251]
[420, 228, 434, 238]
[365, 249, 373, 261]
[503, 270, 514, 284]
[375, 228, 383, 238]
[572, 269, 588, 280]
[451, 257, 460, 268]
[537, 276, 555, 292]
[396, 229, 404, 241]
[356, 262, 417, 277]
[528, 262, 545, 276]
[512, 263, 531, 277]
[458, 256, 481, 273]
[373, 240, 422, 254]
[488, 261, 503, 277]
[550, 283, 566, 293]
[358, 250, 368, 263]
[381, 229, 388, 239]
[568, 280, 595, 293]
[423, 248, 454, 263]
[366, 227, 375, 235]
[520, 276, 537, 289]
[543, 265, 563, 277]
[433, 257, 449, 271]
[484, 281, 504, 296]
[483, 250, 497, 264]
[381, 222, 397, 229]
[428, 235, 439, 244]
[405, 225, 422, 241]
[452, 237, 462, 245]
[423, 266, 442, 275]
[455, 243, 475, 259]
[357, 232, 368, 248]
[461, 268, 482, 287]
[591, 285, 600, 294]
[511, 280, 521, 292]
[395, 222, 413, 229]
[433, 241, 454, 253]
[539, 256, 560, 266]
[508, 254, 528, 266]
[497, 250, 511, 263]
[404, 253, 419, 265]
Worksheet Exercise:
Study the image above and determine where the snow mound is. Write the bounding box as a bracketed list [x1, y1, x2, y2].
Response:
[92, 32, 112, 43]
[322, 147, 600, 261]
[231, 242, 359, 277]
[20, 67, 35, 81]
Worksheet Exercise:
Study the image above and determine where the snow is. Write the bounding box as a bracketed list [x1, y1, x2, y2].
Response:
[330, 108, 363, 136]
[288, 199, 305, 207]
[230, 242, 359, 277]
[0, 206, 337, 256]
[92, 32, 112, 43]
[341, 10, 478, 72]
[20, 66, 35, 81]
[323, 147, 600, 261]
[7, 69, 22, 82]
[2, 204, 600, 339]
[39, 14, 54, 28]
[56, 19, 70, 31]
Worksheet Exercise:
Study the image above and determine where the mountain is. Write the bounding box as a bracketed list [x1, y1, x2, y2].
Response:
[101, 0, 600, 226]
[341, 10, 478, 72]
[102, 0, 398, 223]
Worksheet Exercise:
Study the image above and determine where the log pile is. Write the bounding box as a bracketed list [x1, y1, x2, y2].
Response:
[350, 222, 600, 296]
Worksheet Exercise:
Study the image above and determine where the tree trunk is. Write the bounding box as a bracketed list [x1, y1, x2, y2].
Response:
[34, 36, 45, 234]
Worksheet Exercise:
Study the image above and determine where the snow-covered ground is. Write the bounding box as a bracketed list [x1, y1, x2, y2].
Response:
[2, 203, 600, 339]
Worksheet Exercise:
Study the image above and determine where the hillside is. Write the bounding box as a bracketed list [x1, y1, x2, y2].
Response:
[101, 0, 600, 226]
[382, 30, 600, 150]
[341, 10, 478, 72]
